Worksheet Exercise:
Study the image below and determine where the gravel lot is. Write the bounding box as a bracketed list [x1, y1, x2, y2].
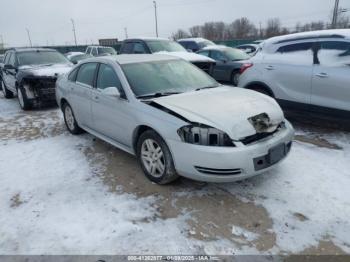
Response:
[0, 93, 349, 255]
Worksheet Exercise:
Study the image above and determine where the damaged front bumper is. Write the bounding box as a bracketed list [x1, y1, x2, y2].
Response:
[167, 120, 295, 183]
[22, 77, 57, 105]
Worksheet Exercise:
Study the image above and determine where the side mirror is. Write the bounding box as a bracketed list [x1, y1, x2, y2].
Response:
[4, 64, 16, 70]
[101, 86, 121, 98]
[72, 60, 78, 65]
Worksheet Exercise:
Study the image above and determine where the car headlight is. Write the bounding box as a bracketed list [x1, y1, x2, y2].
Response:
[177, 124, 235, 147]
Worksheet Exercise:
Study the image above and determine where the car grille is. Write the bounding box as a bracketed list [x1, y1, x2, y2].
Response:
[192, 62, 214, 74]
[195, 166, 242, 176]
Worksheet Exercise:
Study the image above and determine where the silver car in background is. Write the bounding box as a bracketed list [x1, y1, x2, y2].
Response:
[56, 54, 294, 184]
[239, 29, 350, 117]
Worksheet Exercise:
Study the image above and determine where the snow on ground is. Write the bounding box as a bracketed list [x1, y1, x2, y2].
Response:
[0, 93, 349, 255]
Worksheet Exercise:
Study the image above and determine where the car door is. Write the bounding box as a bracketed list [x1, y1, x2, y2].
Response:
[311, 40, 350, 113]
[209, 50, 229, 81]
[263, 42, 314, 107]
[70, 62, 98, 128]
[3, 52, 17, 92]
[91, 63, 134, 147]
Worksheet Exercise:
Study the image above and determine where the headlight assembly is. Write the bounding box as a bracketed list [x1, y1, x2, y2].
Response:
[177, 124, 235, 147]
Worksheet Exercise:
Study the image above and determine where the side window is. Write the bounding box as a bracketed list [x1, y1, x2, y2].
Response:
[91, 48, 98, 56]
[277, 42, 313, 53]
[8, 53, 16, 66]
[96, 64, 125, 97]
[76, 63, 97, 87]
[197, 50, 210, 57]
[210, 50, 226, 61]
[272, 42, 314, 65]
[86, 47, 91, 54]
[133, 42, 147, 54]
[317, 41, 350, 67]
[121, 43, 134, 54]
[4, 53, 11, 64]
[68, 67, 79, 82]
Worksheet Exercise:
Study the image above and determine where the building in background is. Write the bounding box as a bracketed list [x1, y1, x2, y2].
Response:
[99, 38, 119, 46]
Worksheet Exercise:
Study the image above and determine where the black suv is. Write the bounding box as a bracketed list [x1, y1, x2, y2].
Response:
[0, 48, 72, 110]
[119, 37, 215, 75]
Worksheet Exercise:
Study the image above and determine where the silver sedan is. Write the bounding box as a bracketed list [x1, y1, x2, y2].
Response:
[56, 54, 294, 184]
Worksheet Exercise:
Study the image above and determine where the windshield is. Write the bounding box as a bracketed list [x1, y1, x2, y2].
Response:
[98, 47, 117, 55]
[224, 48, 250, 60]
[147, 40, 187, 53]
[17, 51, 70, 66]
[122, 59, 219, 97]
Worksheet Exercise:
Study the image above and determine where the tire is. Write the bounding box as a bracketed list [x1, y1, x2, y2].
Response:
[137, 130, 179, 185]
[249, 85, 273, 97]
[63, 102, 84, 135]
[231, 71, 240, 86]
[17, 86, 32, 110]
[2, 80, 14, 99]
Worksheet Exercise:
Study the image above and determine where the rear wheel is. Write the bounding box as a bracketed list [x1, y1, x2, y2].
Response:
[63, 102, 83, 135]
[17, 86, 32, 110]
[249, 85, 273, 97]
[231, 71, 240, 86]
[2, 81, 14, 99]
[137, 130, 179, 184]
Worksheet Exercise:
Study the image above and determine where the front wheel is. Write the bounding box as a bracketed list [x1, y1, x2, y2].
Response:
[17, 86, 32, 110]
[63, 102, 84, 135]
[2, 80, 14, 99]
[137, 130, 179, 184]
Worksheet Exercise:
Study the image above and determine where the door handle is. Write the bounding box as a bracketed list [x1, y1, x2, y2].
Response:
[265, 65, 275, 71]
[315, 72, 328, 78]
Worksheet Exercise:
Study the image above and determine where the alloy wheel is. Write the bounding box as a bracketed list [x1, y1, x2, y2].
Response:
[141, 139, 165, 178]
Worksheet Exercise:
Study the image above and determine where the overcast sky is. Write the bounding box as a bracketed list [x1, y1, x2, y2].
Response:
[0, 0, 343, 47]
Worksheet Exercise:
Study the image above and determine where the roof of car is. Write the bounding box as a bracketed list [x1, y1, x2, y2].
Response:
[178, 38, 212, 43]
[83, 54, 180, 65]
[8, 47, 57, 53]
[265, 29, 350, 46]
[124, 37, 170, 42]
[201, 45, 230, 51]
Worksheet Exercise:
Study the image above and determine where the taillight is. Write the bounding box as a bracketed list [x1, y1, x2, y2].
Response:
[240, 63, 253, 74]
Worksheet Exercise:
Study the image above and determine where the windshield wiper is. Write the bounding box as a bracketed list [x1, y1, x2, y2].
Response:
[195, 85, 219, 91]
[137, 92, 182, 99]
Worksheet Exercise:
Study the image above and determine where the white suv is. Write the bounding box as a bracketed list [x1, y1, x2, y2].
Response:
[238, 29, 350, 117]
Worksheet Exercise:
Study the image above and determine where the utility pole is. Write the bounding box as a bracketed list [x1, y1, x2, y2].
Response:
[259, 22, 262, 38]
[332, 0, 340, 28]
[124, 27, 128, 39]
[71, 19, 78, 46]
[0, 34, 4, 49]
[153, 1, 159, 37]
[26, 28, 33, 47]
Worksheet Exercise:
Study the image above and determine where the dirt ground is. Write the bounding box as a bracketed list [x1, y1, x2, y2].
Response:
[0, 94, 349, 256]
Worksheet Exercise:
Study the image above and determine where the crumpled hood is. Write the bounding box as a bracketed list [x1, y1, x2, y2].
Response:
[19, 63, 72, 77]
[155, 51, 215, 63]
[153, 86, 284, 140]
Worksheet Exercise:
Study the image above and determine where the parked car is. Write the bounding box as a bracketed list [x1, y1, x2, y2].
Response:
[238, 29, 350, 117]
[177, 38, 216, 52]
[56, 54, 294, 184]
[0, 54, 4, 90]
[197, 46, 251, 86]
[118, 37, 215, 75]
[65, 52, 93, 64]
[85, 46, 117, 57]
[236, 44, 260, 56]
[1, 48, 72, 110]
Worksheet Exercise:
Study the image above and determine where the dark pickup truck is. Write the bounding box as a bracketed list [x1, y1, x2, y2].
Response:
[0, 48, 72, 110]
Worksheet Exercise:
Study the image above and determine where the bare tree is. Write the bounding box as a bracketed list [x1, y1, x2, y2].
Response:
[171, 29, 190, 40]
[189, 25, 202, 37]
[265, 18, 281, 38]
[227, 17, 257, 39]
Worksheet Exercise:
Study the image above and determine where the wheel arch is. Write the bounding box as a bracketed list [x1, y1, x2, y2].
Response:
[244, 81, 275, 98]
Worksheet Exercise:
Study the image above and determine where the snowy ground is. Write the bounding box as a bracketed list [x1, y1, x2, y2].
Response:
[0, 93, 349, 255]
